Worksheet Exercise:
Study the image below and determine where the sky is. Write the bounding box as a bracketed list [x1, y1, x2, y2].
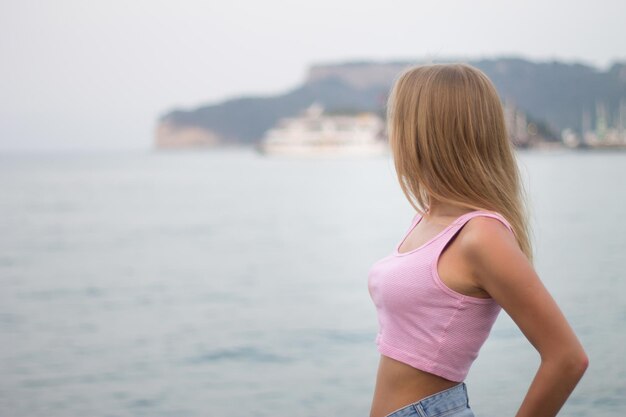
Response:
[1, 0, 625, 152]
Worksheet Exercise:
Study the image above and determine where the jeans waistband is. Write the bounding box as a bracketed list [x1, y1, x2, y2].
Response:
[384, 382, 470, 417]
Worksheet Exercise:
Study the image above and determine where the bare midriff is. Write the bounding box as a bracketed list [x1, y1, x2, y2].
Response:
[369, 355, 460, 417]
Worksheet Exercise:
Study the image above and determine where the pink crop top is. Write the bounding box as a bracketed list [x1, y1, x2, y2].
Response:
[367, 209, 515, 382]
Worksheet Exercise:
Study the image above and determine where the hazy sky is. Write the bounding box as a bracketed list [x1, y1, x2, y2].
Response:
[1, 0, 625, 152]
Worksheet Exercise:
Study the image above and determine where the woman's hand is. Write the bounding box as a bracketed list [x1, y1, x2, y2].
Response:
[461, 217, 589, 417]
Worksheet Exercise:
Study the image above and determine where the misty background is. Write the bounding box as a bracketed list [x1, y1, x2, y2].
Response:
[1, 0, 625, 152]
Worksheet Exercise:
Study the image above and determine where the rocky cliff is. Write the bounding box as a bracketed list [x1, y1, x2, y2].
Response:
[154, 56, 626, 149]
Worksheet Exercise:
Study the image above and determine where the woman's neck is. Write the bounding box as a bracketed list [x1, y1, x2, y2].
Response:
[425, 202, 473, 220]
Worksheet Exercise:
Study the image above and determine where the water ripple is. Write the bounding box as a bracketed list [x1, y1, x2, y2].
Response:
[185, 346, 292, 364]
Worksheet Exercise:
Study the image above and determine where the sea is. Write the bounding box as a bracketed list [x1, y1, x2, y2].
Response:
[0, 147, 624, 417]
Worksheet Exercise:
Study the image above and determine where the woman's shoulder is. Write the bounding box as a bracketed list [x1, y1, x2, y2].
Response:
[442, 213, 528, 304]
[457, 211, 520, 259]
[461, 210, 514, 234]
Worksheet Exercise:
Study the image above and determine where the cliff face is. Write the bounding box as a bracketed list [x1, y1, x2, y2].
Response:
[155, 122, 222, 149]
[306, 62, 412, 89]
[154, 57, 626, 149]
[154, 76, 382, 149]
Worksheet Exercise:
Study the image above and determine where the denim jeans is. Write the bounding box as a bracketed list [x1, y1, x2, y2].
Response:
[384, 382, 475, 417]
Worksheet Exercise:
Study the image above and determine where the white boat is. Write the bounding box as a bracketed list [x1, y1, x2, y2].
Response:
[257, 102, 389, 157]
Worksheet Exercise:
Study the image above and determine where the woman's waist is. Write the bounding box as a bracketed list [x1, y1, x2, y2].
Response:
[379, 354, 459, 389]
[371, 354, 462, 416]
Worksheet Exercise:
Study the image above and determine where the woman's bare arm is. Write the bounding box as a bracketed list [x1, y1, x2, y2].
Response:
[461, 217, 589, 417]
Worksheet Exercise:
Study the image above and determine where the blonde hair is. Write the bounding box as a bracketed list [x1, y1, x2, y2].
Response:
[386, 62, 534, 264]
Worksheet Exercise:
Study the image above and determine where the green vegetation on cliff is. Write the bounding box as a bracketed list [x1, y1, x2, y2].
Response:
[157, 57, 626, 146]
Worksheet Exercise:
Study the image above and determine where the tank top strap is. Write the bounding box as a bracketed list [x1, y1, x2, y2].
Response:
[456, 210, 514, 234]
[432, 210, 514, 251]
[396, 211, 427, 250]
[410, 212, 421, 225]
[405, 210, 426, 232]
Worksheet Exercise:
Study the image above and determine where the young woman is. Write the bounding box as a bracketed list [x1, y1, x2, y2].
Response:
[367, 63, 588, 417]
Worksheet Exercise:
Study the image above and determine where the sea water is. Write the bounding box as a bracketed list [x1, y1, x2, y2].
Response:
[1, 147, 624, 417]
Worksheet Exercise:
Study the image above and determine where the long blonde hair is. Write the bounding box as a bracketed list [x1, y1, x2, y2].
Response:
[386, 63, 533, 263]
